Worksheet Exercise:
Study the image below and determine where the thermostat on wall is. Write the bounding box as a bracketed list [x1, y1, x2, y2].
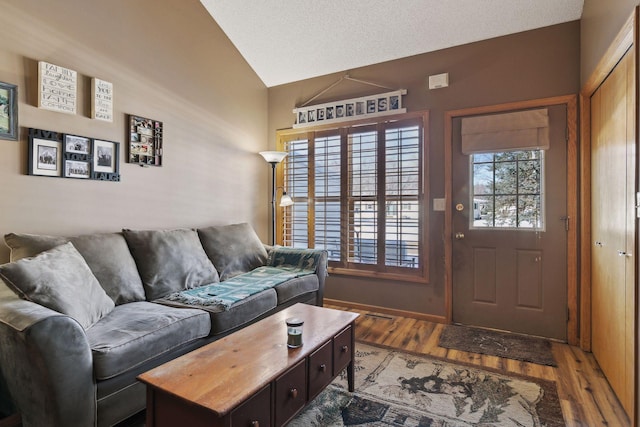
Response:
[428, 73, 449, 89]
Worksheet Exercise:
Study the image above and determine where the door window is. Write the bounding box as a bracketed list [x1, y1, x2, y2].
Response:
[471, 150, 544, 230]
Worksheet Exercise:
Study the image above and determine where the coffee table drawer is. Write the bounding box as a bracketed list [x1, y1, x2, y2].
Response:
[231, 383, 271, 427]
[333, 325, 353, 375]
[308, 340, 333, 399]
[275, 359, 307, 426]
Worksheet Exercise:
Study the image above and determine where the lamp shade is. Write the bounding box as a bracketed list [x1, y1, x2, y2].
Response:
[279, 193, 294, 207]
[259, 151, 288, 163]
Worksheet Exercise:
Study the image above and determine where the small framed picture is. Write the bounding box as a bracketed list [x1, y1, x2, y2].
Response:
[0, 81, 18, 141]
[93, 139, 119, 174]
[128, 114, 163, 167]
[64, 134, 90, 155]
[63, 134, 91, 179]
[64, 159, 90, 179]
[28, 129, 62, 177]
[346, 103, 355, 117]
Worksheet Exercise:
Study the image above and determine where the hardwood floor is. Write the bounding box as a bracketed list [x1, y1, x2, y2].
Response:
[327, 304, 631, 427]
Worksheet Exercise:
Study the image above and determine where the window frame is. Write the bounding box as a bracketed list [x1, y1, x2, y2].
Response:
[275, 111, 429, 283]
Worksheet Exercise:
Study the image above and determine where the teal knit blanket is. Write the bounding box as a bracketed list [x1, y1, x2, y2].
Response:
[162, 266, 310, 309]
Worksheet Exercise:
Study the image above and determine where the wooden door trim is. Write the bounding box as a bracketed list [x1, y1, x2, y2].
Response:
[579, 7, 636, 352]
[444, 94, 579, 345]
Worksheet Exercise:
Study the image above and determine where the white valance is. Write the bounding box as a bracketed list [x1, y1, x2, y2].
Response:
[461, 108, 549, 154]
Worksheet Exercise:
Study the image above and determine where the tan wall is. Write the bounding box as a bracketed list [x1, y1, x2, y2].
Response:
[581, 0, 638, 85]
[0, 0, 269, 263]
[268, 22, 580, 316]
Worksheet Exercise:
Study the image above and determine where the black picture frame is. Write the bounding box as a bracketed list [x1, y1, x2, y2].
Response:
[92, 139, 120, 181]
[28, 128, 62, 177]
[63, 134, 91, 179]
[0, 81, 18, 141]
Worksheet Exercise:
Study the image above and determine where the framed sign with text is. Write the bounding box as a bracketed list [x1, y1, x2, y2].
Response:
[38, 61, 77, 115]
[91, 78, 113, 122]
[292, 89, 407, 129]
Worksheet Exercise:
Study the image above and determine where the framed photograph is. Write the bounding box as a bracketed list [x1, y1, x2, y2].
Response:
[93, 139, 118, 173]
[128, 115, 163, 167]
[0, 81, 17, 140]
[63, 134, 91, 179]
[64, 134, 90, 155]
[28, 129, 62, 177]
[64, 160, 90, 179]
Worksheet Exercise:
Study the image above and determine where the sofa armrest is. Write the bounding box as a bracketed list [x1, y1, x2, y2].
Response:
[266, 246, 328, 306]
[0, 292, 96, 427]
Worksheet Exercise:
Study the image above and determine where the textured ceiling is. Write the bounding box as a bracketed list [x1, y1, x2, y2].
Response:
[200, 0, 584, 87]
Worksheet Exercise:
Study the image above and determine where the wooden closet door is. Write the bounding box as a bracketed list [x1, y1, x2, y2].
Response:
[591, 47, 635, 416]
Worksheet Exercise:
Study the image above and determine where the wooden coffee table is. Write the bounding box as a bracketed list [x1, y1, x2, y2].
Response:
[138, 303, 359, 427]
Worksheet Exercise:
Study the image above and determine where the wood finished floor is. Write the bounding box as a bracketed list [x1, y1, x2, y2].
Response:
[326, 304, 631, 427]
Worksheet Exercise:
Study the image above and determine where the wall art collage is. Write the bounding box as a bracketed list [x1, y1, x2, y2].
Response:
[2, 59, 166, 183]
[28, 128, 120, 181]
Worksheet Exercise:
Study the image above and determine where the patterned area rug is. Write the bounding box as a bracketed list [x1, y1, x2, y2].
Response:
[290, 342, 565, 427]
[438, 325, 557, 367]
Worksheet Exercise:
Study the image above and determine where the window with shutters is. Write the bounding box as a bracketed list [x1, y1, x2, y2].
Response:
[276, 112, 428, 282]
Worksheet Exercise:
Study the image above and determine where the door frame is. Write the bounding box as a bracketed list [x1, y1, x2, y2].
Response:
[444, 94, 579, 345]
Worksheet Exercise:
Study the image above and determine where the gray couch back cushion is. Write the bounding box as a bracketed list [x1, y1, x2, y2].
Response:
[197, 223, 268, 281]
[122, 228, 220, 300]
[0, 242, 115, 329]
[4, 232, 146, 305]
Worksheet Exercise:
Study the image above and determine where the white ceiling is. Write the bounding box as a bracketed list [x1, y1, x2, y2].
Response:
[200, 0, 584, 88]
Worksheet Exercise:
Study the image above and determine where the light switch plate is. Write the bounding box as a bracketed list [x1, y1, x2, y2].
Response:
[433, 198, 445, 211]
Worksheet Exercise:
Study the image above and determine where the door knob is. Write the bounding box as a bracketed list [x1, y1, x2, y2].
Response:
[455, 232, 465, 240]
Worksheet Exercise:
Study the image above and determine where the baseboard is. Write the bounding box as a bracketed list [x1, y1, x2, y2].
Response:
[324, 298, 448, 324]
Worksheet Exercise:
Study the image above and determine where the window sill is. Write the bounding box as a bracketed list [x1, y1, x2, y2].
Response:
[327, 266, 428, 284]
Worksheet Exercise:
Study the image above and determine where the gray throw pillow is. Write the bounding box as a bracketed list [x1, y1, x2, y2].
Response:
[197, 223, 268, 281]
[4, 232, 146, 305]
[122, 228, 220, 300]
[0, 242, 115, 329]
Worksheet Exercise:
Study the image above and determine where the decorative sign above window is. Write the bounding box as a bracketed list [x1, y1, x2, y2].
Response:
[37, 61, 77, 115]
[292, 89, 407, 129]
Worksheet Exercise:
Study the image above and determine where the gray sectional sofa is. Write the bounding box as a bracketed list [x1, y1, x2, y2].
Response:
[0, 223, 327, 427]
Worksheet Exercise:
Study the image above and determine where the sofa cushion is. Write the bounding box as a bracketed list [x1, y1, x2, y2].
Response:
[156, 288, 277, 336]
[197, 223, 268, 280]
[4, 233, 68, 261]
[4, 232, 146, 305]
[0, 242, 115, 329]
[86, 301, 210, 380]
[122, 228, 220, 300]
[273, 275, 319, 305]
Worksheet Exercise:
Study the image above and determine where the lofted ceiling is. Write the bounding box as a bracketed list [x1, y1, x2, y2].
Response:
[200, 0, 584, 88]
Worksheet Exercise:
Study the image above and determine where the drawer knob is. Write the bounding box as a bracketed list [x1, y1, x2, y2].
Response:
[342, 345, 348, 353]
[289, 388, 298, 399]
[319, 363, 326, 372]
[251, 422, 259, 427]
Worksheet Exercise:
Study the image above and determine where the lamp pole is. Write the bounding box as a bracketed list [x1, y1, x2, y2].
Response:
[269, 160, 277, 246]
[259, 151, 288, 246]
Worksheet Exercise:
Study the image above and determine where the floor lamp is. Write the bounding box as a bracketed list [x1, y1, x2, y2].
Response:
[259, 151, 291, 245]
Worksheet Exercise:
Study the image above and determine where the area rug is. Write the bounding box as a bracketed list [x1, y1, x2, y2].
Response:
[290, 342, 564, 427]
[438, 325, 557, 367]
